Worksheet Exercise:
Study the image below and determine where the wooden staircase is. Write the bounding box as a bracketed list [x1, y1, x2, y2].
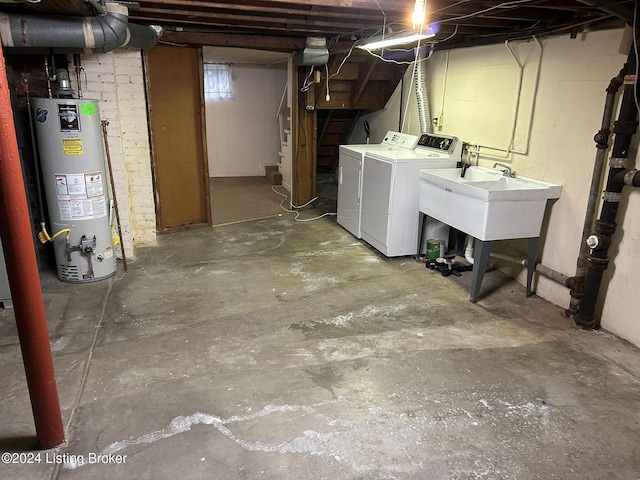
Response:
[293, 48, 408, 204]
[301, 49, 407, 175]
[303, 49, 406, 111]
[316, 110, 361, 173]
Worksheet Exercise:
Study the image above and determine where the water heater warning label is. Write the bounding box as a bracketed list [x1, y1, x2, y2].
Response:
[62, 139, 83, 156]
[55, 172, 107, 221]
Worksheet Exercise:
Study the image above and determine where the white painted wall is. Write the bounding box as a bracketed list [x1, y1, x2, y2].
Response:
[69, 49, 157, 260]
[203, 60, 287, 177]
[358, 29, 640, 347]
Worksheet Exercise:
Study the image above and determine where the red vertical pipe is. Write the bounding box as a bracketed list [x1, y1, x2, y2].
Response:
[0, 41, 65, 448]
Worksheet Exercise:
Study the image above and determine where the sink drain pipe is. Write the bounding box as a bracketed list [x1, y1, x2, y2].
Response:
[565, 63, 626, 317]
[574, 47, 640, 330]
[489, 252, 572, 287]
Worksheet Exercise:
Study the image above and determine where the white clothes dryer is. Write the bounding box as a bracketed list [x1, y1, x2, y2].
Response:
[337, 131, 418, 238]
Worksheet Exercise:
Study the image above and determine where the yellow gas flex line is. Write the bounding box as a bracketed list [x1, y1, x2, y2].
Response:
[37, 227, 70, 244]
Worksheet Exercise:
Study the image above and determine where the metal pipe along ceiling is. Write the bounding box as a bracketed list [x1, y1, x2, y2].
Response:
[0, 2, 162, 53]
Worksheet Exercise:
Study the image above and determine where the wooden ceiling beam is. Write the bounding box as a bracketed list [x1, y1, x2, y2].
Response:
[216, 0, 411, 11]
[1, 0, 622, 52]
[438, 17, 534, 29]
[136, 0, 401, 22]
[137, 17, 360, 37]
[15, 0, 92, 15]
[135, 7, 381, 31]
[161, 30, 307, 50]
[435, 11, 555, 23]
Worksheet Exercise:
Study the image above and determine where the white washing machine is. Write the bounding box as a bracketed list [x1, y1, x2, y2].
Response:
[337, 131, 418, 238]
[360, 133, 462, 257]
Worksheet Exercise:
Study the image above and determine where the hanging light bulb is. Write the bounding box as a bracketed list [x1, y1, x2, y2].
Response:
[412, 0, 426, 26]
[358, 0, 434, 50]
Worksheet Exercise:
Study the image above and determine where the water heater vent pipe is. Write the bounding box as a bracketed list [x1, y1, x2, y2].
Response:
[0, 3, 162, 53]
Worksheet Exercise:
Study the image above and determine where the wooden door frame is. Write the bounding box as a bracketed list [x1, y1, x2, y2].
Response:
[292, 64, 317, 207]
[197, 48, 212, 227]
[144, 46, 212, 233]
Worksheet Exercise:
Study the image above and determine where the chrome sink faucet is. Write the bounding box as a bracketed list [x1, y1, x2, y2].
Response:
[493, 162, 516, 177]
[460, 162, 470, 177]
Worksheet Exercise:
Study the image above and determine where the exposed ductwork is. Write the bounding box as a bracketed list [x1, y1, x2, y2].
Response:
[0, 2, 162, 54]
[295, 37, 329, 66]
[414, 47, 431, 134]
[126, 22, 164, 50]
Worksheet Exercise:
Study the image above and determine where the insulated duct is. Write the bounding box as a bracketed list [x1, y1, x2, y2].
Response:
[0, 3, 162, 54]
[414, 47, 431, 134]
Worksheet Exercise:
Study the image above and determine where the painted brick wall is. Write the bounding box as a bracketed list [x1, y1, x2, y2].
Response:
[69, 49, 156, 260]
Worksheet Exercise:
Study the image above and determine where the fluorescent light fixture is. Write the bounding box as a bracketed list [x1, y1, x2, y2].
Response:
[357, 28, 434, 50]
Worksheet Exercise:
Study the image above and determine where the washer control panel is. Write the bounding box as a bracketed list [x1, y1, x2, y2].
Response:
[417, 134, 460, 156]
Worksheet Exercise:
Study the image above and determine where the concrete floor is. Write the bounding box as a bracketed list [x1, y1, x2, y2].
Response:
[1, 212, 640, 479]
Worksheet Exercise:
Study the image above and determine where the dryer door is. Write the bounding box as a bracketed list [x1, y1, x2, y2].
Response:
[337, 151, 363, 238]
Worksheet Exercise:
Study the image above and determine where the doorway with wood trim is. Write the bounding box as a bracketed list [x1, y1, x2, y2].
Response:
[145, 44, 211, 233]
[203, 48, 292, 226]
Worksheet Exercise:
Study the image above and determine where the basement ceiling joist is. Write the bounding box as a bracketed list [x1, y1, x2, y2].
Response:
[0, 0, 633, 51]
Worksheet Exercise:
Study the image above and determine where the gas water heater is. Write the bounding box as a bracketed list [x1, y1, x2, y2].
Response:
[32, 98, 116, 283]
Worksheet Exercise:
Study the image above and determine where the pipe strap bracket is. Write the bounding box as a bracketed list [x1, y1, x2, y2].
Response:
[613, 119, 638, 135]
[594, 220, 616, 235]
[586, 255, 609, 273]
[602, 191, 623, 203]
[609, 157, 628, 168]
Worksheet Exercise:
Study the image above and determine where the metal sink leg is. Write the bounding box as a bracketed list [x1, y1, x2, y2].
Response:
[470, 239, 493, 303]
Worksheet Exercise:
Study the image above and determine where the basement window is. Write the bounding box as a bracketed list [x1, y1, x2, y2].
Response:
[204, 63, 234, 101]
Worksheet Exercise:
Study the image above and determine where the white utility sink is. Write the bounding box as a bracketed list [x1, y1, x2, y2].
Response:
[419, 166, 561, 241]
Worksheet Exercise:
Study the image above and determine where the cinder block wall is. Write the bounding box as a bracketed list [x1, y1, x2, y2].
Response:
[69, 49, 157, 260]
